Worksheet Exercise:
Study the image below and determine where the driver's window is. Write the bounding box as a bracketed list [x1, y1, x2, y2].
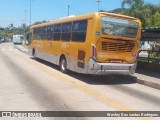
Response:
[26, 33, 32, 42]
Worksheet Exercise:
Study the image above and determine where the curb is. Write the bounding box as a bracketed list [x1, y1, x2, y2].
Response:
[135, 78, 160, 90]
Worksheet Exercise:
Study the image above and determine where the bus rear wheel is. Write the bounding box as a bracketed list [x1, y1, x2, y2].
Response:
[60, 57, 67, 73]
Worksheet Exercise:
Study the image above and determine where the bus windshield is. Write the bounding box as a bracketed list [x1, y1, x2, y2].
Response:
[101, 16, 139, 38]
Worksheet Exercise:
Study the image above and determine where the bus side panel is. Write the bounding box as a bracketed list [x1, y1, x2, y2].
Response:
[67, 42, 88, 73]
[67, 18, 94, 74]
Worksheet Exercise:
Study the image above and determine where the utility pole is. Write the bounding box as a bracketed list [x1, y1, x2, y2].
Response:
[96, 0, 101, 12]
[25, 10, 26, 27]
[68, 5, 70, 16]
[24, 10, 26, 45]
[30, 0, 32, 26]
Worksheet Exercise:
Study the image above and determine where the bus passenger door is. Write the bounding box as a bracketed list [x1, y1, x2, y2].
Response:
[46, 33, 56, 63]
[51, 24, 61, 65]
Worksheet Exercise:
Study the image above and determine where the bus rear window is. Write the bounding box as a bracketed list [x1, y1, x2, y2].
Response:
[101, 17, 139, 38]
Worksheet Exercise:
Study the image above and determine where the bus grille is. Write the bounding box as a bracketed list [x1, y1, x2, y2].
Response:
[102, 41, 135, 52]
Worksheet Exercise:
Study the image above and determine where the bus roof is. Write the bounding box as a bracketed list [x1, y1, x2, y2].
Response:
[31, 12, 139, 29]
[100, 12, 138, 20]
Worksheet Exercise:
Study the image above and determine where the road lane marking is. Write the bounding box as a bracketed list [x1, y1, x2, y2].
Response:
[16, 52, 148, 120]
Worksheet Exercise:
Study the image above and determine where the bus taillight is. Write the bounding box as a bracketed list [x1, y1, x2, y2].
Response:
[132, 52, 137, 58]
[91, 44, 97, 60]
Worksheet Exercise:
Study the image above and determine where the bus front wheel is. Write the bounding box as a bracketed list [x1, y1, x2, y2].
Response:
[32, 49, 36, 60]
[60, 57, 67, 73]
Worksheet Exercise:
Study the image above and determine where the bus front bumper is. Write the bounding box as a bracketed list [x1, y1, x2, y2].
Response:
[88, 58, 137, 75]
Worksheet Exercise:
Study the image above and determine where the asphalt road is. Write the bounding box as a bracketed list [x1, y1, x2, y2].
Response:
[0, 43, 160, 120]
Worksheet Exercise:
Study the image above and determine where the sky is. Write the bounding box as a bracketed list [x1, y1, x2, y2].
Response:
[0, 0, 159, 27]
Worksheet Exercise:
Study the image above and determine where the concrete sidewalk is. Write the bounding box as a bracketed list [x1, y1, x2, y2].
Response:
[135, 69, 160, 90]
[14, 44, 160, 90]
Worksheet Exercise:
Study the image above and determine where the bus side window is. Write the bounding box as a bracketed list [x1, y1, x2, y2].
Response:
[61, 22, 72, 41]
[53, 24, 61, 41]
[72, 20, 88, 42]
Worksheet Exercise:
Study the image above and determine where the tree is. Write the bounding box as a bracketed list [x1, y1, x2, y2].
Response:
[33, 20, 49, 25]
[121, 0, 160, 28]
[147, 12, 160, 28]
[0, 27, 4, 30]
[121, 0, 145, 26]
[121, 0, 144, 8]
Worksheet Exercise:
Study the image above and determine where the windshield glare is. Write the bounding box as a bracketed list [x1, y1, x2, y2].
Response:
[101, 17, 139, 38]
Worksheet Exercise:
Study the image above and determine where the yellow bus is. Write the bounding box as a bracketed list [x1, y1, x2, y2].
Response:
[27, 12, 141, 75]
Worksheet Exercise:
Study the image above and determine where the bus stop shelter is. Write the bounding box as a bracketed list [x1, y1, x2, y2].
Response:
[139, 28, 160, 63]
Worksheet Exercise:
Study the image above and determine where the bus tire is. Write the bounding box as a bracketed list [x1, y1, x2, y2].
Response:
[32, 49, 36, 60]
[60, 57, 67, 73]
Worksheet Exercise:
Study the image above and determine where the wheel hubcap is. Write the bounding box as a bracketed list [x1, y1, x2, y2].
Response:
[61, 59, 66, 71]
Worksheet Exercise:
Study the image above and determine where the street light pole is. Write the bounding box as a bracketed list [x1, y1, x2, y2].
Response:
[68, 5, 70, 16]
[96, 0, 101, 12]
